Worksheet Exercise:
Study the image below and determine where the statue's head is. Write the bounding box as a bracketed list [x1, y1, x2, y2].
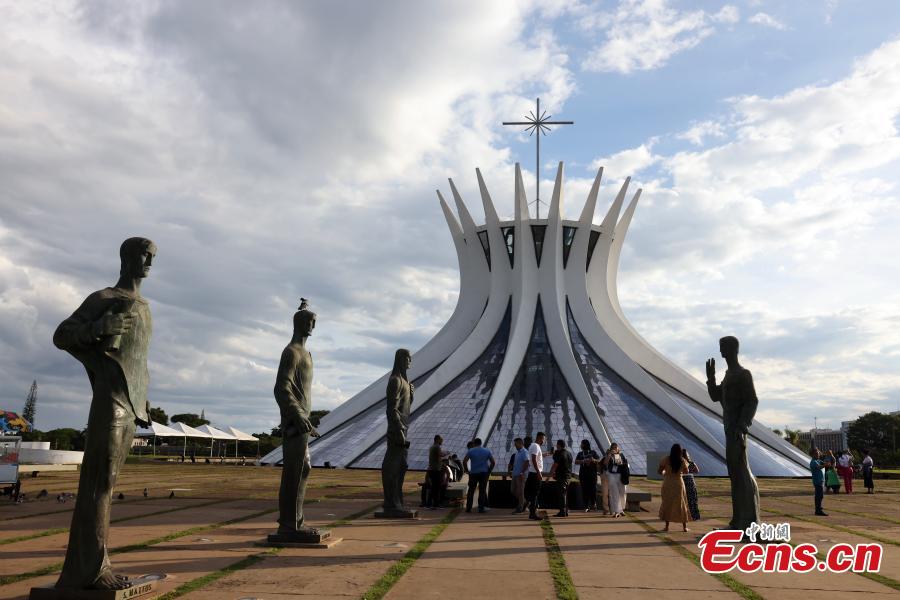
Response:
[719, 335, 739, 360]
[293, 302, 316, 338]
[392, 348, 411, 376]
[120, 237, 157, 279]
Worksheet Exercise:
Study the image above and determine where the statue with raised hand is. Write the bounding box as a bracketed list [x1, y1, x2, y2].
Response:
[706, 335, 760, 534]
[269, 298, 326, 544]
[52, 238, 156, 591]
[377, 348, 417, 517]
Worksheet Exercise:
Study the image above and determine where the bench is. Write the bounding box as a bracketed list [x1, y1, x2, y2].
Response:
[625, 487, 652, 512]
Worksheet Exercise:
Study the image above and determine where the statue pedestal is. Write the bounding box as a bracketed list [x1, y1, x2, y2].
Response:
[259, 528, 341, 549]
[29, 574, 163, 600]
[374, 507, 418, 519]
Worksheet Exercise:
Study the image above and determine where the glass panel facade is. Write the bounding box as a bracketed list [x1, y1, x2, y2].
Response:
[308, 367, 439, 467]
[567, 303, 727, 476]
[531, 224, 547, 266]
[477, 230, 491, 270]
[485, 302, 601, 474]
[351, 301, 513, 469]
[586, 230, 600, 270]
[562, 226, 577, 267]
[656, 379, 808, 477]
[501, 226, 515, 268]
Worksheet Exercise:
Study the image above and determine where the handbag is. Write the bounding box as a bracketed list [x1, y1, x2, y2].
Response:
[620, 456, 630, 485]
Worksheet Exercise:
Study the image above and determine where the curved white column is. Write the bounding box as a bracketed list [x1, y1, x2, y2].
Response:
[569, 173, 728, 460]
[535, 163, 611, 448]
[601, 193, 810, 465]
[474, 164, 539, 441]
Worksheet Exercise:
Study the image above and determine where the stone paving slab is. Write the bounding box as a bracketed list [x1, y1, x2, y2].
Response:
[0, 498, 217, 541]
[181, 504, 439, 599]
[0, 500, 374, 600]
[385, 509, 555, 600]
[0, 500, 265, 579]
[634, 495, 897, 599]
[550, 511, 738, 600]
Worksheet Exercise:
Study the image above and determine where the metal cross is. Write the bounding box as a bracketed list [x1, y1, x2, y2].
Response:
[502, 97, 573, 219]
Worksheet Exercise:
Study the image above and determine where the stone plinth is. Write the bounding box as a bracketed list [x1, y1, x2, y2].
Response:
[30, 574, 163, 600]
[374, 507, 418, 519]
[259, 528, 342, 549]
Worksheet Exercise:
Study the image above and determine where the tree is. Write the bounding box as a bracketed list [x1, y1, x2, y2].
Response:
[171, 413, 210, 428]
[22, 380, 37, 429]
[848, 411, 900, 454]
[783, 428, 809, 454]
[148, 406, 169, 425]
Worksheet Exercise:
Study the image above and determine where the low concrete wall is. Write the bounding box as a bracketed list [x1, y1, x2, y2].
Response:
[19, 448, 84, 465]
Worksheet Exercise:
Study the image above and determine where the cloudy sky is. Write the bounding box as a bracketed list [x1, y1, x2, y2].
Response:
[1, 0, 898, 435]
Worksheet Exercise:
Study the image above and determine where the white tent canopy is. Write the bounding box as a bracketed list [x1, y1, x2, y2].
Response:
[196, 425, 236, 440]
[135, 421, 184, 437]
[169, 422, 212, 438]
[225, 426, 258, 441]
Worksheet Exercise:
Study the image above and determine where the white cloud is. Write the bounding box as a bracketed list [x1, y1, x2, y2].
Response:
[677, 120, 727, 145]
[580, 0, 740, 74]
[591, 142, 660, 175]
[0, 0, 576, 432]
[748, 12, 787, 30]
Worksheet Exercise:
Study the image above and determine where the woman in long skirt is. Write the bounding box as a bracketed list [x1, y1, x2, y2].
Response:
[862, 449, 875, 494]
[658, 443, 691, 532]
[603, 443, 627, 517]
[681, 448, 701, 521]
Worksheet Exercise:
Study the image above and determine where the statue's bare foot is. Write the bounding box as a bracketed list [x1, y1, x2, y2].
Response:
[89, 572, 132, 590]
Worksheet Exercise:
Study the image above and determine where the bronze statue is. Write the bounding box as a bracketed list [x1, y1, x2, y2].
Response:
[52, 238, 156, 591]
[377, 348, 416, 517]
[706, 335, 760, 533]
[268, 299, 325, 544]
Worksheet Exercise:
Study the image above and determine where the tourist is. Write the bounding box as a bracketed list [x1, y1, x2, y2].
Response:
[810, 447, 828, 516]
[681, 448, 701, 521]
[837, 449, 854, 494]
[575, 439, 601, 512]
[525, 432, 546, 520]
[824, 450, 841, 494]
[549, 439, 573, 517]
[463, 438, 495, 513]
[426, 435, 446, 509]
[658, 444, 690, 532]
[510, 437, 529, 513]
[599, 448, 610, 515]
[862, 449, 875, 494]
[603, 443, 628, 517]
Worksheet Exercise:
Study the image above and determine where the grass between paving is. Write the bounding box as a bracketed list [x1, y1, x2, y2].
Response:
[156, 502, 383, 599]
[0, 498, 232, 546]
[773, 495, 900, 526]
[626, 515, 764, 600]
[361, 508, 461, 600]
[758, 506, 900, 547]
[540, 516, 578, 600]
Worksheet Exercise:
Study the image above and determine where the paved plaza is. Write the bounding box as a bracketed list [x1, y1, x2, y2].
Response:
[1, 463, 897, 599]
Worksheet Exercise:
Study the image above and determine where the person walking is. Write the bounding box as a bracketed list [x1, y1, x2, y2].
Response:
[861, 449, 875, 494]
[810, 447, 828, 516]
[681, 448, 701, 521]
[549, 440, 573, 517]
[525, 432, 547, 520]
[510, 437, 529, 513]
[658, 444, 691, 532]
[837, 449, 854, 494]
[576, 439, 601, 512]
[426, 435, 447, 508]
[603, 443, 628, 517]
[824, 450, 841, 494]
[463, 438, 495, 513]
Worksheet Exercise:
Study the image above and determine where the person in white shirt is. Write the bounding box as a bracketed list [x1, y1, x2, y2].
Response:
[836, 449, 854, 494]
[861, 449, 874, 494]
[525, 432, 546, 520]
[603, 443, 628, 517]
